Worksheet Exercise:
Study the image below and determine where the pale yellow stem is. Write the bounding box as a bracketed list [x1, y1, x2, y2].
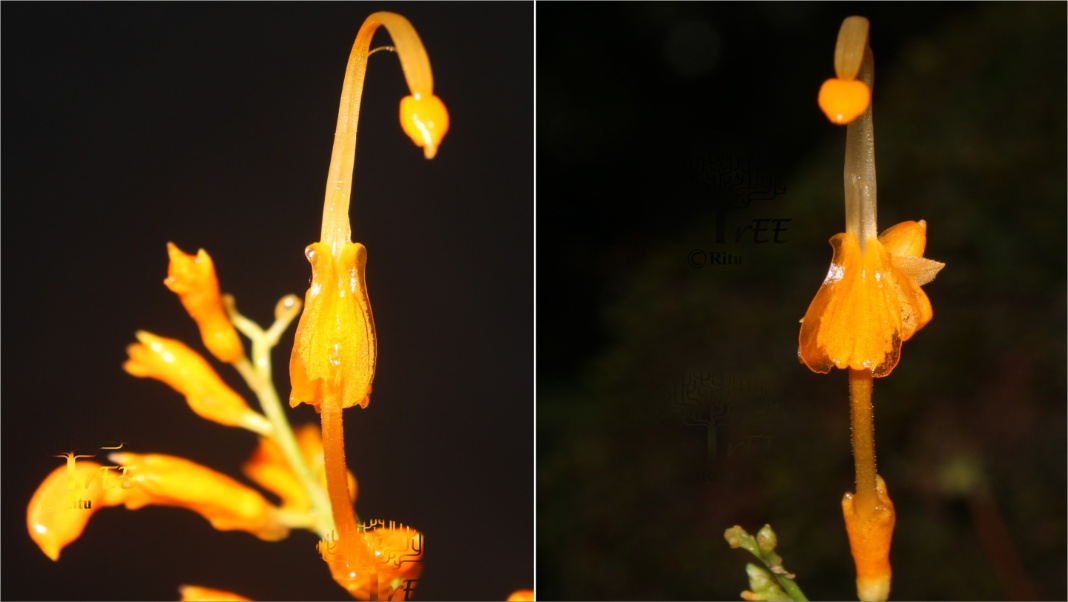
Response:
[844, 46, 877, 252]
[321, 12, 436, 253]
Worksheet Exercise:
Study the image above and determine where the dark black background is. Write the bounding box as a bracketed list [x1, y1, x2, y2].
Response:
[5, 4, 532, 601]
[538, 3, 1066, 601]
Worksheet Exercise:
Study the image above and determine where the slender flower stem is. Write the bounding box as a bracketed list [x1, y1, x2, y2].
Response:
[320, 398, 373, 567]
[848, 369, 878, 515]
[229, 300, 336, 539]
[843, 25, 877, 252]
[320, 12, 436, 253]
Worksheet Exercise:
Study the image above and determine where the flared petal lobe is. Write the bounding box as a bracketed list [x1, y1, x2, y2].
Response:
[164, 243, 244, 363]
[290, 242, 376, 411]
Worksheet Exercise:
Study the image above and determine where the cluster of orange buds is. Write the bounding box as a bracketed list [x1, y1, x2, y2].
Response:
[25, 241, 343, 594]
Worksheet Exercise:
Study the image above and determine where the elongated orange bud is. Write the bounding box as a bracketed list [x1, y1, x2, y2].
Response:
[165, 243, 244, 363]
[111, 452, 288, 541]
[125, 331, 272, 435]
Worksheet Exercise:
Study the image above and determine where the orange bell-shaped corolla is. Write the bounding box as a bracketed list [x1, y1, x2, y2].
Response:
[799, 221, 944, 377]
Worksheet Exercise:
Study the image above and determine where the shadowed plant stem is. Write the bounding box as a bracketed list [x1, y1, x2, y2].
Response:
[849, 369, 877, 515]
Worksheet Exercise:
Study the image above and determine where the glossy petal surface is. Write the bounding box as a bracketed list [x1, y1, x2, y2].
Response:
[112, 452, 288, 541]
[124, 331, 271, 435]
[290, 242, 376, 410]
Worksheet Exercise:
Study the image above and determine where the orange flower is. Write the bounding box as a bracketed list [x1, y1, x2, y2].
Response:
[842, 475, 896, 601]
[288, 241, 376, 411]
[164, 243, 244, 363]
[799, 221, 944, 377]
[124, 331, 272, 435]
[110, 452, 288, 541]
[507, 589, 536, 601]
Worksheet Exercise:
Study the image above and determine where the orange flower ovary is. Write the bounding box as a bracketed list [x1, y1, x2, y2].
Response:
[842, 475, 896, 601]
[164, 243, 244, 363]
[124, 331, 272, 435]
[799, 221, 944, 377]
[289, 241, 376, 411]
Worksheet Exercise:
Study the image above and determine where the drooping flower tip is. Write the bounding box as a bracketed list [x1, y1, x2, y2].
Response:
[164, 243, 244, 363]
[27, 460, 127, 561]
[124, 331, 272, 436]
[818, 78, 870, 125]
[400, 93, 449, 159]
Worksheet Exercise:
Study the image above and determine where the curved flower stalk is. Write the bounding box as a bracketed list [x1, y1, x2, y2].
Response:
[799, 16, 944, 602]
[287, 12, 448, 597]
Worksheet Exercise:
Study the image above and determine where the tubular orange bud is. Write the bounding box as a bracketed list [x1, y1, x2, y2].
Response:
[27, 461, 129, 561]
[110, 452, 289, 541]
[178, 585, 252, 601]
[165, 243, 244, 363]
[842, 475, 896, 601]
[124, 331, 272, 436]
